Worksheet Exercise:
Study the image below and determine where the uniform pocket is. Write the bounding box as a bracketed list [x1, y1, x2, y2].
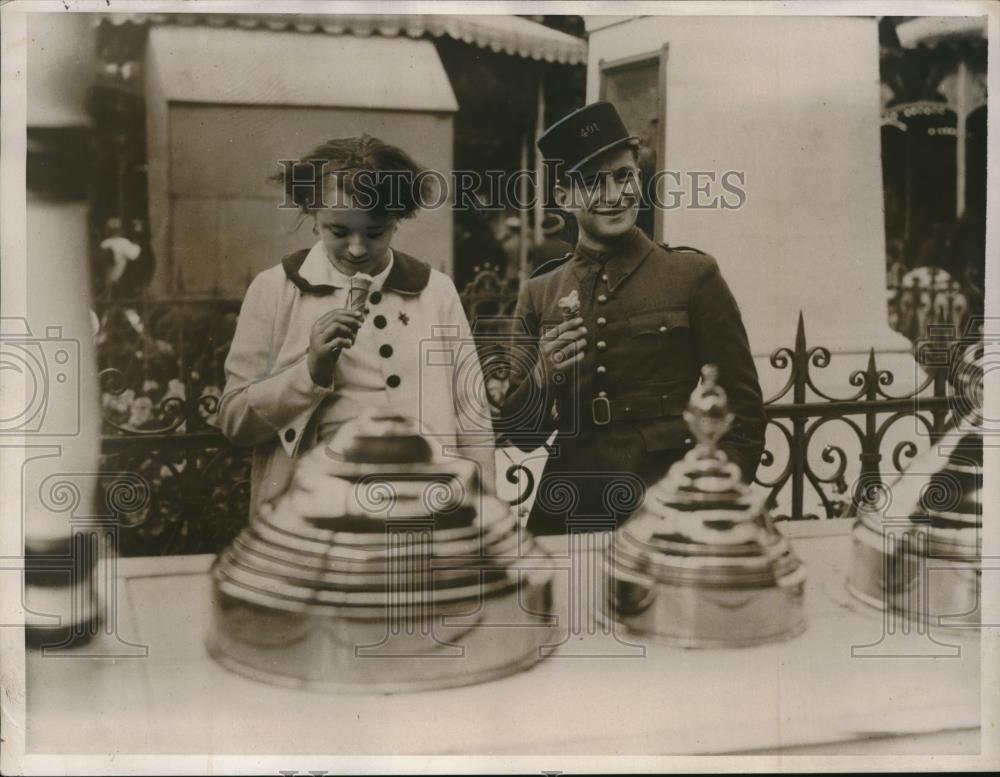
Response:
[628, 308, 689, 337]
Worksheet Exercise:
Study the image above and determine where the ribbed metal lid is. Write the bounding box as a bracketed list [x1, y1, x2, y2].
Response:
[615, 365, 804, 589]
[213, 409, 525, 613]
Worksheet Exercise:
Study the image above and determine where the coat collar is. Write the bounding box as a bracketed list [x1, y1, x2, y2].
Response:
[571, 227, 655, 292]
[298, 241, 395, 290]
[282, 244, 431, 296]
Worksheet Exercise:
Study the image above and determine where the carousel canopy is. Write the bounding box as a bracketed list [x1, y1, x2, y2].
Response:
[105, 12, 588, 65]
[895, 16, 988, 48]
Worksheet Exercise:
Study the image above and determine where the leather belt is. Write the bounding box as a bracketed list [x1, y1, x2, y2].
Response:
[591, 394, 688, 426]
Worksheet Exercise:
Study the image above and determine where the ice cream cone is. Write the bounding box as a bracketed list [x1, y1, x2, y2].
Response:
[349, 273, 374, 313]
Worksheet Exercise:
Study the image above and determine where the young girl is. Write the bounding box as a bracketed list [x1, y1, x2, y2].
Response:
[218, 136, 495, 514]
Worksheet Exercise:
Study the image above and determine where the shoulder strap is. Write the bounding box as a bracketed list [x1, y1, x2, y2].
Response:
[529, 252, 572, 279]
[658, 242, 707, 255]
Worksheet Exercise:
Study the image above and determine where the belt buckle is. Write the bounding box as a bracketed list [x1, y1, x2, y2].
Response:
[592, 396, 611, 426]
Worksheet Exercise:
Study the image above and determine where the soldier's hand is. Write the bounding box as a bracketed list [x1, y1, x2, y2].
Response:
[307, 309, 364, 387]
[535, 317, 587, 389]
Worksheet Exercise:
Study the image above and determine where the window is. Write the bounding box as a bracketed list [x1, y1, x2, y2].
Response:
[599, 46, 668, 240]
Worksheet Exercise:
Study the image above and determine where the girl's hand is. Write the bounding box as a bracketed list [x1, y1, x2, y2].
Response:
[307, 309, 364, 387]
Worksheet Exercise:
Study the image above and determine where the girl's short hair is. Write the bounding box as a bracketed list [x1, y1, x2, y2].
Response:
[274, 135, 430, 220]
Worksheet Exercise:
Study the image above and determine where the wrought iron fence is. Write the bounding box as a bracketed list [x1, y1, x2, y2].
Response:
[886, 264, 981, 343]
[95, 296, 249, 556]
[754, 312, 957, 520]
[460, 265, 520, 418]
[95, 283, 972, 554]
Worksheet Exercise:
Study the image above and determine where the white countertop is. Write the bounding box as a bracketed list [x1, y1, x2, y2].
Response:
[24, 521, 981, 756]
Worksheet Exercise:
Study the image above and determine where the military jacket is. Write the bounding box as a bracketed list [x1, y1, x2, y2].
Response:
[498, 227, 766, 534]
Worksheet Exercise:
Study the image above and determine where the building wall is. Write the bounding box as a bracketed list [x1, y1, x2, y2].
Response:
[586, 16, 908, 359]
[144, 27, 456, 298]
[26, 12, 96, 126]
[150, 105, 453, 297]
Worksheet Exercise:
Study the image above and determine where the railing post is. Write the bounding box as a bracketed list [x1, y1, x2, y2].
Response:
[790, 312, 808, 520]
[178, 300, 193, 431]
[931, 355, 949, 440]
[853, 348, 883, 514]
[921, 321, 952, 442]
[937, 314, 951, 438]
[139, 294, 150, 384]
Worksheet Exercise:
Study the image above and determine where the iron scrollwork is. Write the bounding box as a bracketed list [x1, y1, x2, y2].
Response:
[757, 311, 968, 520]
[96, 293, 973, 555]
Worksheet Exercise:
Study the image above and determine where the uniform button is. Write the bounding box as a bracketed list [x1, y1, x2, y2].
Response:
[659, 325, 668, 334]
[596, 317, 607, 327]
[685, 437, 693, 446]
[596, 340, 607, 351]
[284, 428, 296, 443]
[597, 294, 608, 304]
[369, 291, 382, 305]
[373, 315, 387, 329]
[596, 365, 607, 375]
[601, 273, 609, 282]
[386, 374, 401, 388]
[379, 344, 393, 358]
[598, 391, 607, 398]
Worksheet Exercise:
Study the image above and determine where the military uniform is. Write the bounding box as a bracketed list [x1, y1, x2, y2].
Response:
[499, 228, 766, 534]
[498, 101, 766, 535]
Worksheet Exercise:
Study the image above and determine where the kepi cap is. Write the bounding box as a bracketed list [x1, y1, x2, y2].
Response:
[537, 101, 639, 176]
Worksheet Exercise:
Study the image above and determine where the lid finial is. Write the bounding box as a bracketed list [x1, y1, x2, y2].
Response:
[683, 364, 735, 457]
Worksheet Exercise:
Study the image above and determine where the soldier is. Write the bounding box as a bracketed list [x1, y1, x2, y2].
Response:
[498, 102, 766, 536]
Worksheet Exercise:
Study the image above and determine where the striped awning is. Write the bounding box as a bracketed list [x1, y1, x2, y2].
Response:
[104, 12, 588, 65]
